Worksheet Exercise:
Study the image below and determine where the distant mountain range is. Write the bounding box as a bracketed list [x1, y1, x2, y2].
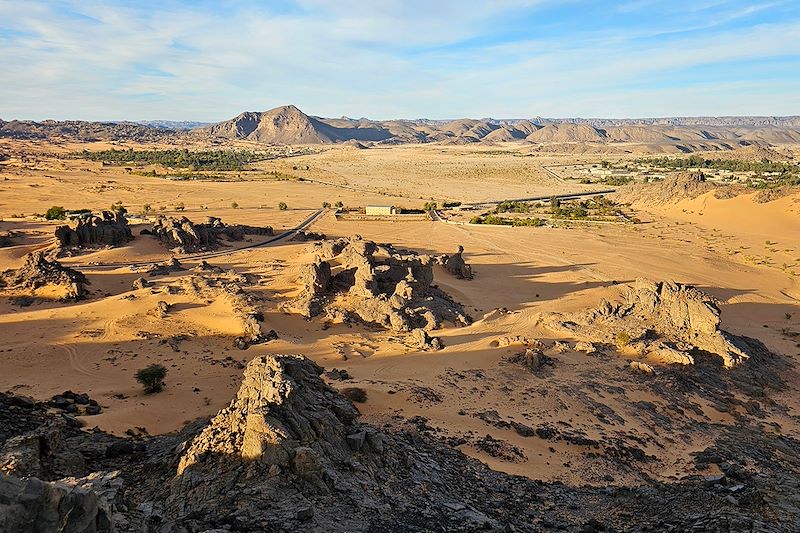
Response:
[134, 120, 211, 130]
[3, 106, 800, 150]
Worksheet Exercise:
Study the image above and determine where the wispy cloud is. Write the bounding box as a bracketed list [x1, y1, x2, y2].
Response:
[0, 0, 797, 120]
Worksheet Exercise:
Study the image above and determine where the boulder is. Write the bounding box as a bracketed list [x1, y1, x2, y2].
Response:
[0, 474, 114, 533]
[440, 245, 474, 280]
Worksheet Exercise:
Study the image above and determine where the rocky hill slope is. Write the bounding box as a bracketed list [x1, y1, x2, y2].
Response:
[2, 352, 798, 532]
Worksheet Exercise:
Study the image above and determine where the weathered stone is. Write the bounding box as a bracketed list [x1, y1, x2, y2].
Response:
[0, 252, 88, 300]
[55, 210, 133, 248]
[149, 215, 273, 253]
[439, 245, 474, 280]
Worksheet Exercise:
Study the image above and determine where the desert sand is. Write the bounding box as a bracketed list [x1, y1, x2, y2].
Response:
[2, 135, 800, 531]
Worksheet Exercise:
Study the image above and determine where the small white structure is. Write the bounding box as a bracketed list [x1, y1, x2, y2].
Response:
[365, 205, 397, 215]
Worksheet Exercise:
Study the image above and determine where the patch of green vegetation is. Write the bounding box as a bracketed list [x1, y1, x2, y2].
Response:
[470, 214, 546, 227]
[135, 364, 167, 394]
[77, 148, 275, 171]
[494, 200, 530, 214]
[44, 206, 66, 220]
[599, 175, 633, 186]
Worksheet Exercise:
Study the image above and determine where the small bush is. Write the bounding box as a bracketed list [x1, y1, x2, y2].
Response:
[231, 201, 239, 209]
[45, 206, 66, 220]
[278, 202, 288, 210]
[322, 201, 331, 208]
[334, 201, 344, 208]
[110, 201, 126, 214]
[341, 387, 367, 403]
[423, 201, 438, 211]
[615, 331, 631, 347]
[135, 364, 167, 394]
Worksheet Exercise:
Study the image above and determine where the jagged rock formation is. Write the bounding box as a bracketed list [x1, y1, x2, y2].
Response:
[438, 245, 473, 280]
[54, 210, 133, 248]
[170, 354, 394, 528]
[0, 251, 88, 300]
[285, 237, 471, 332]
[542, 279, 750, 368]
[147, 215, 273, 253]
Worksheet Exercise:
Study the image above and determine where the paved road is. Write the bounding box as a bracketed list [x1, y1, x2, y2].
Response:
[74, 208, 326, 270]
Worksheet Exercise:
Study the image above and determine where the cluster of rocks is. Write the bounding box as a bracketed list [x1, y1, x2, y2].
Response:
[0, 251, 88, 300]
[54, 210, 133, 249]
[144, 215, 273, 253]
[50, 390, 102, 416]
[1, 353, 797, 532]
[543, 279, 751, 368]
[292, 230, 327, 242]
[145, 257, 186, 277]
[285, 237, 471, 342]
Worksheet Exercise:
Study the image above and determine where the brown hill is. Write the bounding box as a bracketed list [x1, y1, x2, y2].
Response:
[202, 105, 396, 144]
[526, 123, 606, 142]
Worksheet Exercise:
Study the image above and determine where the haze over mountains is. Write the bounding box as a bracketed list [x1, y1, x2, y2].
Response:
[3, 105, 800, 150]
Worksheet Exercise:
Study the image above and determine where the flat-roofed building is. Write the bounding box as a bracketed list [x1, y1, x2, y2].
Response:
[365, 205, 397, 215]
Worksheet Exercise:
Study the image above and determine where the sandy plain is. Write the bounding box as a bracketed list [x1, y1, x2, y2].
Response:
[1, 138, 799, 486]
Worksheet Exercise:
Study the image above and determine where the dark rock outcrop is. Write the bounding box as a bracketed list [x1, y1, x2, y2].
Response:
[285, 237, 471, 332]
[543, 279, 750, 367]
[55, 210, 133, 248]
[149, 215, 273, 253]
[0, 474, 114, 533]
[0, 251, 88, 300]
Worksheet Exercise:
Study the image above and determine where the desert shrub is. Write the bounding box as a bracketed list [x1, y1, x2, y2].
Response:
[495, 200, 530, 214]
[615, 331, 631, 347]
[278, 202, 288, 210]
[423, 201, 438, 211]
[341, 387, 368, 403]
[442, 201, 462, 208]
[322, 201, 331, 208]
[334, 201, 344, 208]
[135, 364, 167, 394]
[45, 206, 66, 220]
[231, 201, 239, 209]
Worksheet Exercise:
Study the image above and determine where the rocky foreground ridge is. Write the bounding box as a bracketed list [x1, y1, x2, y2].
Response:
[2, 352, 799, 532]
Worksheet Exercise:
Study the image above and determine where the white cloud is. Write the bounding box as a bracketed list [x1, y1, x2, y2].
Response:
[0, 0, 796, 120]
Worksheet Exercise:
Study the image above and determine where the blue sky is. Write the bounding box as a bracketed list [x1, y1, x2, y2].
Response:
[0, 0, 798, 121]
